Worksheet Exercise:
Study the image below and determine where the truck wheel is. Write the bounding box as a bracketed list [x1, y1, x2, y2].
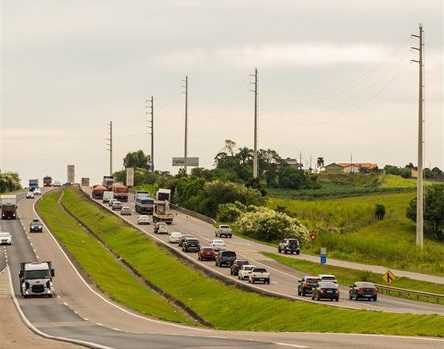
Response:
[278, 247, 281, 253]
[296, 251, 300, 255]
[48, 294, 53, 298]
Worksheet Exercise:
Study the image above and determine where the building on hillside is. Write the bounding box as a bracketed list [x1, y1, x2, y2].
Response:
[284, 158, 303, 169]
[324, 162, 378, 174]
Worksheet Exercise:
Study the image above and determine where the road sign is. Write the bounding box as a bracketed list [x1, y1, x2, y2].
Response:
[67, 165, 75, 184]
[309, 234, 317, 241]
[126, 167, 134, 187]
[382, 270, 396, 284]
[320, 247, 327, 255]
[320, 254, 327, 264]
[172, 157, 199, 167]
[81, 178, 90, 187]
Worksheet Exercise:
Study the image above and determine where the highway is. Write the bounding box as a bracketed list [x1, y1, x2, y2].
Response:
[88, 189, 444, 316]
[0, 188, 442, 348]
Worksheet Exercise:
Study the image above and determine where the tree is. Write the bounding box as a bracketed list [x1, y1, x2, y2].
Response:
[406, 184, 444, 240]
[277, 166, 305, 189]
[0, 172, 21, 193]
[374, 204, 386, 220]
[123, 150, 151, 170]
[317, 157, 324, 169]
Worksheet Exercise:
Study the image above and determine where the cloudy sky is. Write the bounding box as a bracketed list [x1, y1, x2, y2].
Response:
[1, 0, 443, 185]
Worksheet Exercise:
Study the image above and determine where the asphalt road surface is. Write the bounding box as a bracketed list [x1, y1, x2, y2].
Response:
[2, 187, 442, 349]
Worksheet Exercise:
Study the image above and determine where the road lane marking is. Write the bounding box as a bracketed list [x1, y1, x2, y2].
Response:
[274, 343, 308, 348]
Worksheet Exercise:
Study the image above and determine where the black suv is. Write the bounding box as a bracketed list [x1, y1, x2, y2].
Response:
[178, 235, 192, 247]
[230, 259, 249, 276]
[30, 218, 43, 233]
[215, 250, 237, 267]
[278, 238, 300, 255]
[182, 238, 200, 252]
[297, 276, 320, 296]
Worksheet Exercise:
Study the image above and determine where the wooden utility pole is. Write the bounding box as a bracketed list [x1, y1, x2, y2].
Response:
[107, 121, 113, 176]
[184, 75, 189, 174]
[250, 68, 258, 178]
[146, 96, 154, 172]
[411, 24, 424, 249]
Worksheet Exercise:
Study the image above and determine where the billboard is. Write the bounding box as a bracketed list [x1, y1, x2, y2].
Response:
[172, 157, 199, 167]
[67, 165, 75, 184]
[126, 167, 134, 187]
[81, 178, 90, 187]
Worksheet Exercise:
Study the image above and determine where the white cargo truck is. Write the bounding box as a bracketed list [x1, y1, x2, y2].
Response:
[19, 261, 55, 298]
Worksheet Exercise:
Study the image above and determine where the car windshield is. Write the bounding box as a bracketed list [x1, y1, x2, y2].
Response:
[253, 268, 266, 272]
[237, 260, 248, 265]
[222, 251, 236, 257]
[320, 276, 336, 281]
[220, 225, 230, 229]
[202, 248, 213, 252]
[24, 270, 50, 279]
[319, 282, 337, 288]
[306, 278, 320, 283]
[0, 233, 10, 238]
[356, 282, 375, 288]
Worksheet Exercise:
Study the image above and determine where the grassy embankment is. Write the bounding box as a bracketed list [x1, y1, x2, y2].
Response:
[52, 187, 444, 336]
[269, 191, 444, 276]
[264, 252, 444, 304]
[36, 190, 192, 324]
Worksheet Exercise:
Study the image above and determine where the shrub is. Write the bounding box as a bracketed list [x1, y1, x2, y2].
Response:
[235, 207, 309, 242]
[374, 204, 386, 220]
[217, 202, 243, 222]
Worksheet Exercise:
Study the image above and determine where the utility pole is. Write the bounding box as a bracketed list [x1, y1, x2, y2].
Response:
[146, 96, 154, 172]
[250, 68, 258, 178]
[183, 75, 189, 174]
[411, 24, 424, 249]
[106, 121, 113, 176]
[299, 150, 302, 169]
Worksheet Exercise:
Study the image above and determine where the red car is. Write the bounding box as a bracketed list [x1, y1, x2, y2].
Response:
[198, 247, 216, 261]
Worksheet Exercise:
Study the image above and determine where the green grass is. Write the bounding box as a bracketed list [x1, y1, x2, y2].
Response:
[268, 192, 444, 276]
[380, 174, 417, 188]
[36, 190, 191, 324]
[264, 252, 444, 304]
[57, 187, 444, 336]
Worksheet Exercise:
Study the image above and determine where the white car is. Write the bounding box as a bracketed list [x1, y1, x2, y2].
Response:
[52, 181, 62, 187]
[238, 264, 256, 280]
[112, 201, 123, 210]
[318, 274, 337, 283]
[108, 198, 117, 207]
[120, 206, 131, 215]
[137, 215, 151, 225]
[33, 188, 42, 195]
[209, 239, 225, 251]
[168, 232, 183, 244]
[0, 232, 12, 245]
[25, 191, 35, 199]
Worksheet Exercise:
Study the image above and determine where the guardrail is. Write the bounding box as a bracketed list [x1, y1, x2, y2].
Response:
[375, 283, 444, 304]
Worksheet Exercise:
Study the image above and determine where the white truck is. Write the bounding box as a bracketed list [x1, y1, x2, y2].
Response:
[19, 261, 55, 298]
[156, 188, 171, 201]
[248, 267, 270, 284]
[153, 200, 174, 224]
[238, 265, 256, 280]
[215, 224, 232, 238]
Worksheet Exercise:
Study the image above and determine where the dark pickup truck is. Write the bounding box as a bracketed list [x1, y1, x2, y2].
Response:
[278, 238, 300, 255]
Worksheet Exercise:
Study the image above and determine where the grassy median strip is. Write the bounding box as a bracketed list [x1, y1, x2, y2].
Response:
[58, 187, 444, 336]
[263, 252, 444, 305]
[36, 190, 192, 324]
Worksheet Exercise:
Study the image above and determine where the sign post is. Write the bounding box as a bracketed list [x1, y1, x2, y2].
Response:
[67, 165, 75, 184]
[382, 270, 396, 284]
[126, 167, 134, 187]
[320, 247, 327, 264]
[172, 157, 199, 167]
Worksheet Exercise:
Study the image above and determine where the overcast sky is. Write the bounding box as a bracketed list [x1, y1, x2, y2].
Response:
[1, 0, 443, 185]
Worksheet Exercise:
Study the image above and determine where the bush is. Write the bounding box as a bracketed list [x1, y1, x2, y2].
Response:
[0, 172, 21, 193]
[217, 202, 243, 222]
[374, 204, 386, 220]
[235, 207, 309, 242]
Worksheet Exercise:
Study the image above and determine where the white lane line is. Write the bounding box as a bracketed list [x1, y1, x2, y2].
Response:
[274, 342, 307, 348]
[63, 302, 69, 306]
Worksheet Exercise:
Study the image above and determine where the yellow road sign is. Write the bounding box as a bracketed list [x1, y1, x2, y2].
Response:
[382, 270, 396, 284]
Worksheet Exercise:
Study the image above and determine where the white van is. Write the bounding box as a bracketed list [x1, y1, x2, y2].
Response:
[102, 191, 113, 203]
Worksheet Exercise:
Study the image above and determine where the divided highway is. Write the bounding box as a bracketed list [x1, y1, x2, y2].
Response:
[88, 189, 444, 316]
[1, 187, 443, 348]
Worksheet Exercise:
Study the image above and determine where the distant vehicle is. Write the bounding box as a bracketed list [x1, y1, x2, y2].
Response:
[153, 200, 174, 224]
[248, 267, 270, 284]
[182, 238, 200, 252]
[25, 191, 35, 199]
[209, 239, 225, 251]
[215, 250, 237, 267]
[102, 191, 113, 203]
[30, 218, 43, 233]
[297, 276, 320, 296]
[92, 185, 107, 199]
[198, 247, 216, 261]
[112, 183, 128, 202]
[318, 274, 337, 283]
[19, 261, 55, 298]
[230, 259, 249, 276]
[168, 232, 183, 244]
[120, 206, 131, 215]
[0, 232, 12, 245]
[29, 179, 39, 191]
[108, 198, 117, 207]
[238, 265, 256, 280]
[135, 193, 155, 214]
[1, 195, 17, 220]
[154, 222, 168, 234]
[156, 188, 171, 201]
[349, 282, 378, 301]
[102, 176, 114, 190]
[112, 201, 123, 211]
[312, 281, 339, 301]
[178, 234, 192, 247]
[43, 176, 52, 187]
[33, 188, 42, 196]
[137, 215, 151, 225]
[278, 239, 300, 255]
[53, 181, 62, 187]
[215, 224, 232, 238]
